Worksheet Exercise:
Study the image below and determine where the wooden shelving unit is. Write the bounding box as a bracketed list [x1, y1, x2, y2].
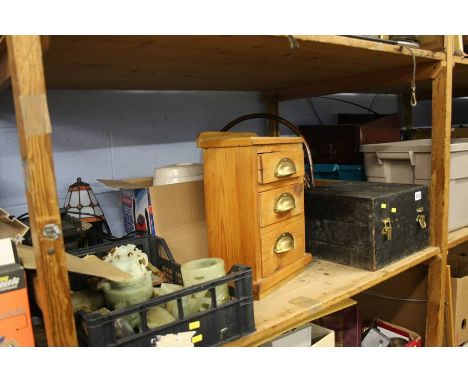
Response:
[226, 246, 440, 346]
[0, 35, 463, 347]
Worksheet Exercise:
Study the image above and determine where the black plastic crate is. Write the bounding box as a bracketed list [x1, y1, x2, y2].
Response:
[69, 235, 255, 347]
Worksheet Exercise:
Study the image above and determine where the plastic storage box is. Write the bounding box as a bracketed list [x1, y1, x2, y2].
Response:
[69, 235, 255, 347]
[361, 139, 468, 232]
[313, 164, 365, 181]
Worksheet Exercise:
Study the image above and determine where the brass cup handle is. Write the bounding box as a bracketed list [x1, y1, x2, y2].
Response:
[274, 158, 297, 178]
[274, 193, 296, 213]
[274, 232, 295, 254]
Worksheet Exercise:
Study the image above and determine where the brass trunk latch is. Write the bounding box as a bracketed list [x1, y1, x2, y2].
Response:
[416, 207, 427, 229]
[382, 218, 392, 241]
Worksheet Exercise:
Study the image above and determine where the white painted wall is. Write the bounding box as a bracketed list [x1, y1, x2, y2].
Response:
[0, 90, 267, 236]
[5, 90, 466, 237]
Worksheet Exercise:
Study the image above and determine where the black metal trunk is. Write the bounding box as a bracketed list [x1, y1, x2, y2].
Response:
[305, 181, 430, 271]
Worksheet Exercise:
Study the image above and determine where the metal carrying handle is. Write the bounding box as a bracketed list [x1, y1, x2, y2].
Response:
[274, 232, 295, 254]
[221, 113, 315, 188]
[274, 192, 296, 213]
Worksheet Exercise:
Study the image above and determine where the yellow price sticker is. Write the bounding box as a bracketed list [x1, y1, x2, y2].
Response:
[391, 207, 397, 213]
[189, 321, 200, 330]
[192, 334, 203, 344]
[381, 203, 387, 209]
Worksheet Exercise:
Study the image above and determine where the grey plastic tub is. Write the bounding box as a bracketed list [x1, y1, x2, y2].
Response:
[361, 138, 468, 232]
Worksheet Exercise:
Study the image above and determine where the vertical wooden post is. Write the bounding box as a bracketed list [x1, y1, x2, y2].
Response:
[425, 36, 454, 346]
[266, 100, 279, 136]
[445, 265, 455, 346]
[6, 35, 77, 346]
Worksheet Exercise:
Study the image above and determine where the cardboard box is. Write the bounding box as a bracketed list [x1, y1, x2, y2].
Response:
[448, 242, 468, 345]
[0, 239, 35, 347]
[99, 177, 208, 265]
[264, 323, 335, 347]
[361, 319, 421, 347]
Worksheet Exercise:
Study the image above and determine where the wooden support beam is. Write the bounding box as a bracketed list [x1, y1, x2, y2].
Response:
[6, 35, 77, 346]
[0, 54, 9, 89]
[266, 100, 279, 136]
[262, 61, 443, 102]
[0, 36, 10, 89]
[445, 265, 455, 346]
[1, 36, 50, 90]
[425, 36, 454, 347]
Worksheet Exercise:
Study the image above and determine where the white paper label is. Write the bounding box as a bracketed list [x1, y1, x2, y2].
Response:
[415, 191, 422, 201]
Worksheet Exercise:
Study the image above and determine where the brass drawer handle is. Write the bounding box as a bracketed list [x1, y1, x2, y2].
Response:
[274, 232, 295, 254]
[274, 157, 297, 178]
[274, 192, 296, 213]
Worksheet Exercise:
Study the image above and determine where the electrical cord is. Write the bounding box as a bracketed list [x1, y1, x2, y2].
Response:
[221, 113, 315, 187]
[313, 96, 380, 115]
[287, 35, 300, 50]
[306, 98, 323, 125]
[15, 210, 113, 237]
[363, 290, 428, 303]
[368, 94, 378, 113]
[15, 212, 29, 220]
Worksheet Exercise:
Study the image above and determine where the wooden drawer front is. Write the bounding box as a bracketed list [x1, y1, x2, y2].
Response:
[258, 149, 304, 184]
[258, 182, 304, 227]
[260, 216, 305, 278]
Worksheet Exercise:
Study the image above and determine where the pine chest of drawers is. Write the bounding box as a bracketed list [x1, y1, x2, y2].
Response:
[197, 133, 312, 299]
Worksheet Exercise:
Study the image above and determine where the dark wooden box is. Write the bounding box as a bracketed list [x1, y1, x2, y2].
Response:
[305, 181, 429, 271]
[299, 114, 400, 164]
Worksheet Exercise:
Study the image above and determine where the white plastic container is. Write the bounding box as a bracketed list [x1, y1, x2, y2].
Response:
[153, 163, 203, 186]
[361, 138, 468, 232]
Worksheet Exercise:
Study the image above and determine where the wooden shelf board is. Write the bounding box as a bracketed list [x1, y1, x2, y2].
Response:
[225, 245, 439, 346]
[448, 226, 468, 249]
[35, 35, 442, 95]
[454, 56, 468, 65]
